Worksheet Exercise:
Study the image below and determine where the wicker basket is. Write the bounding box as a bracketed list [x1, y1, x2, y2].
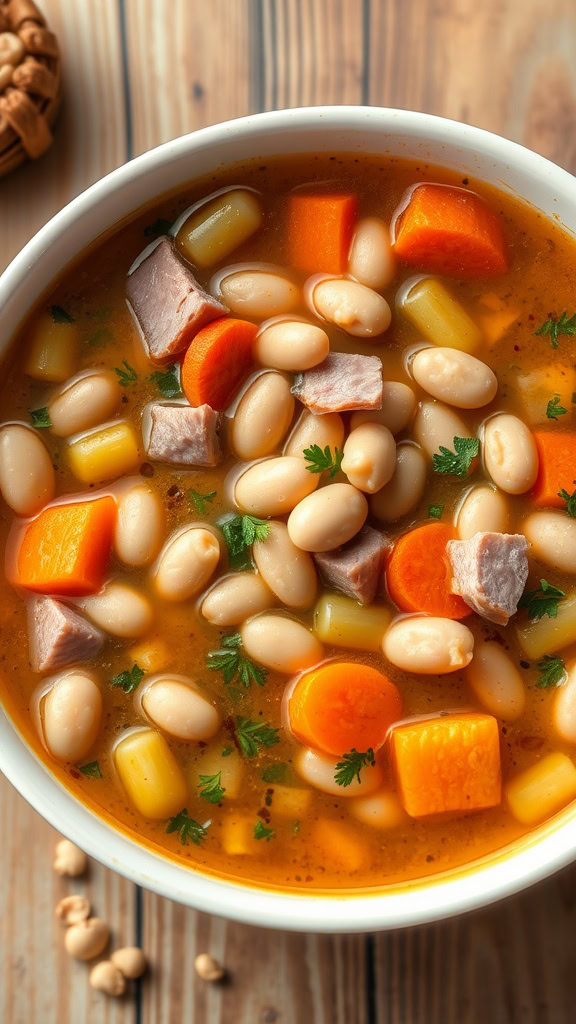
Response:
[0, 0, 61, 178]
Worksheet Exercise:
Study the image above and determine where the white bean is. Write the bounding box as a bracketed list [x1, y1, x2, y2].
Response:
[349, 791, 407, 828]
[142, 677, 220, 741]
[351, 381, 416, 435]
[483, 414, 538, 494]
[465, 642, 526, 720]
[311, 278, 391, 338]
[234, 456, 318, 517]
[114, 483, 165, 567]
[65, 918, 109, 961]
[89, 961, 126, 997]
[348, 217, 395, 290]
[81, 583, 153, 637]
[370, 443, 427, 522]
[341, 423, 396, 494]
[284, 409, 344, 457]
[287, 483, 368, 552]
[201, 573, 273, 626]
[553, 663, 576, 742]
[295, 747, 382, 797]
[154, 527, 220, 601]
[411, 347, 497, 409]
[255, 321, 329, 371]
[253, 521, 317, 609]
[456, 485, 509, 540]
[230, 372, 294, 459]
[219, 271, 300, 319]
[412, 401, 473, 460]
[383, 616, 474, 674]
[0, 424, 54, 516]
[49, 371, 121, 437]
[523, 512, 576, 572]
[240, 614, 323, 674]
[42, 672, 102, 762]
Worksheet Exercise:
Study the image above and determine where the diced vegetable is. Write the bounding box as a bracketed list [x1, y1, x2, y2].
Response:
[193, 742, 244, 800]
[288, 193, 357, 275]
[386, 522, 470, 619]
[505, 752, 576, 825]
[349, 790, 407, 829]
[531, 432, 576, 507]
[400, 277, 483, 353]
[516, 591, 576, 660]
[16, 497, 116, 596]
[391, 712, 501, 817]
[288, 661, 402, 756]
[25, 311, 78, 382]
[221, 814, 258, 855]
[510, 365, 574, 426]
[312, 819, 367, 871]
[114, 728, 188, 819]
[128, 638, 171, 674]
[313, 594, 391, 652]
[393, 184, 508, 277]
[478, 307, 520, 347]
[68, 422, 140, 484]
[267, 785, 312, 818]
[181, 317, 257, 410]
[177, 189, 262, 268]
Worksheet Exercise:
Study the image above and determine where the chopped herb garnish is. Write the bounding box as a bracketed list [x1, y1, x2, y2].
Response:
[432, 437, 479, 477]
[111, 663, 145, 694]
[428, 504, 443, 520]
[303, 444, 344, 478]
[254, 821, 275, 841]
[30, 406, 51, 428]
[166, 808, 208, 846]
[334, 748, 375, 788]
[262, 762, 289, 784]
[198, 772, 226, 804]
[206, 633, 268, 688]
[535, 312, 576, 349]
[78, 761, 102, 778]
[559, 488, 576, 518]
[149, 363, 182, 399]
[87, 327, 114, 348]
[234, 716, 280, 757]
[114, 360, 138, 386]
[546, 395, 567, 420]
[51, 304, 74, 324]
[536, 655, 566, 689]
[221, 746, 234, 758]
[220, 514, 270, 570]
[518, 579, 565, 622]
[144, 217, 174, 237]
[189, 488, 217, 515]
[292, 820, 300, 836]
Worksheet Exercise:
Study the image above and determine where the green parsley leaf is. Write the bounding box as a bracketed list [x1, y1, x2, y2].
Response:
[198, 772, 226, 804]
[86, 327, 114, 348]
[262, 762, 289, 784]
[111, 663, 145, 694]
[220, 514, 270, 570]
[546, 395, 568, 420]
[189, 488, 217, 515]
[149, 363, 182, 399]
[559, 488, 576, 518]
[428, 504, 443, 520]
[144, 217, 174, 237]
[165, 808, 207, 845]
[114, 360, 138, 386]
[432, 436, 480, 477]
[51, 304, 74, 324]
[234, 716, 280, 757]
[334, 748, 375, 788]
[536, 655, 566, 689]
[78, 761, 102, 778]
[303, 444, 344, 478]
[206, 633, 268, 688]
[30, 406, 51, 428]
[518, 579, 565, 622]
[221, 746, 234, 758]
[535, 312, 576, 349]
[254, 821, 275, 841]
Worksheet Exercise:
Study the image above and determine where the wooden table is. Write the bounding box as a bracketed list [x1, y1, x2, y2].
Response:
[2, 2, 576, 1020]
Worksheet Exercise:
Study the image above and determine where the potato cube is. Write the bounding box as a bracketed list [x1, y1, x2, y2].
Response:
[313, 819, 367, 871]
[267, 785, 312, 818]
[313, 594, 390, 652]
[193, 743, 244, 800]
[68, 421, 140, 483]
[512, 364, 575, 427]
[114, 728, 187, 819]
[505, 752, 576, 825]
[177, 189, 262, 268]
[25, 311, 78, 382]
[221, 814, 258, 855]
[400, 278, 482, 353]
[516, 592, 576, 661]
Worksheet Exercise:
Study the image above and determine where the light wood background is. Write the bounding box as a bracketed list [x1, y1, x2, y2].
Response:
[2, 1, 576, 1021]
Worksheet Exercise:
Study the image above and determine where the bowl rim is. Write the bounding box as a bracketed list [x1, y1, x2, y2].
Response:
[2, 104, 576, 932]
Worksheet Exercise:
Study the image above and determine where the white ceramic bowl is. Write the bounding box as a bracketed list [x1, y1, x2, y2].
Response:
[2, 107, 576, 932]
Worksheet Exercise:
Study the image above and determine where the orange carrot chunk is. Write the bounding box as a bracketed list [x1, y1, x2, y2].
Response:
[181, 317, 257, 411]
[532, 431, 576, 507]
[392, 712, 501, 818]
[16, 497, 117, 596]
[393, 184, 508, 278]
[386, 522, 470, 620]
[289, 661, 402, 757]
[288, 193, 357, 276]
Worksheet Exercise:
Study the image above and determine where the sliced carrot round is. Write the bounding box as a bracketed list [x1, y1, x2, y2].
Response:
[181, 317, 257, 410]
[288, 661, 402, 756]
[386, 522, 470, 620]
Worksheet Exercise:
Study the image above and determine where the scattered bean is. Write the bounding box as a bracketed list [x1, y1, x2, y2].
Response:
[65, 917, 110, 961]
[312, 278, 391, 338]
[370, 443, 427, 522]
[0, 423, 54, 516]
[255, 321, 329, 371]
[195, 952, 226, 982]
[241, 614, 323, 673]
[89, 960, 126, 996]
[234, 456, 318, 517]
[111, 946, 147, 979]
[219, 270, 300, 319]
[53, 839, 87, 877]
[483, 414, 538, 494]
[341, 423, 396, 493]
[383, 616, 474, 674]
[56, 894, 91, 926]
[287, 483, 368, 552]
[230, 372, 295, 459]
[153, 527, 220, 601]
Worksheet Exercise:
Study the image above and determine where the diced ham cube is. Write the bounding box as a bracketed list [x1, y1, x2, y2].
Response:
[292, 352, 383, 414]
[447, 532, 529, 626]
[313, 525, 389, 605]
[147, 403, 221, 466]
[29, 598, 104, 673]
[126, 237, 226, 360]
